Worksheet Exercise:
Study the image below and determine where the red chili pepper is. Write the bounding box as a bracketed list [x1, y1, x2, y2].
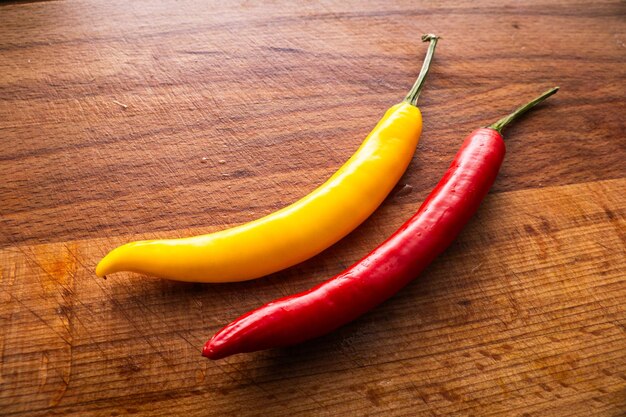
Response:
[203, 87, 559, 360]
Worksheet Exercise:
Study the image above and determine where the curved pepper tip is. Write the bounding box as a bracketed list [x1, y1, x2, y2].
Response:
[95, 241, 143, 278]
[202, 340, 225, 360]
[95, 258, 109, 277]
[95, 247, 121, 277]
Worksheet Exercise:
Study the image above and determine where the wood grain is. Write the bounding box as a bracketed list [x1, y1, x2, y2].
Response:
[1, 0, 625, 248]
[1, 0, 625, 416]
[1, 179, 625, 416]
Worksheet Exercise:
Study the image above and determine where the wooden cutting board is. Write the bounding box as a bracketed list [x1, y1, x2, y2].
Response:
[1, 1, 624, 415]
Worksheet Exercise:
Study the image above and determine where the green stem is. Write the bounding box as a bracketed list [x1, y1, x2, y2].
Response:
[489, 87, 559, 133]
[404, 34, 440, 106]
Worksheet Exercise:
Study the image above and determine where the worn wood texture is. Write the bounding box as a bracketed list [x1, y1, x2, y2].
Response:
[1, 0, 625, 416]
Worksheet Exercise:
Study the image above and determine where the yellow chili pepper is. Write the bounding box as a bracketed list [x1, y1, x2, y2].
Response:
[96, 34, 439, 283]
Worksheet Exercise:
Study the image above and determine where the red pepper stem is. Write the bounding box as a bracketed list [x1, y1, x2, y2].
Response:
[404, 34, 440, 106]
[489, 87, 559, 133]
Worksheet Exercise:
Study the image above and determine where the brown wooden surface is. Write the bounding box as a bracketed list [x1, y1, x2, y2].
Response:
[1, 0, 625, 416]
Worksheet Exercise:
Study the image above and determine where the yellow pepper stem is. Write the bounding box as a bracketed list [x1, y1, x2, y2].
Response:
[404, 34, 440, 106]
